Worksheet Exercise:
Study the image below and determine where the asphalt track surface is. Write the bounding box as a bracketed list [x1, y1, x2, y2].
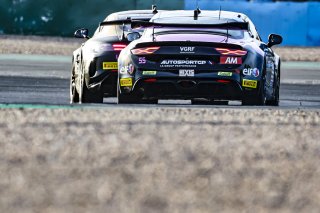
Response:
[0, 54, 320, 109]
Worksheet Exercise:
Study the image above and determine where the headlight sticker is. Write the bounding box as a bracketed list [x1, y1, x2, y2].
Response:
[218, 72, 233, 77]
[242, 79, 258, 88]
[142, 71, 157, 75]
[103, 62, 118, 70]
[120, 78, 133, 87]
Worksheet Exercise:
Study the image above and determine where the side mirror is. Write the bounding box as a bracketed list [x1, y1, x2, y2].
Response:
[74, 28, 90, 39]
[268, 34, 282, 48]
[126, 32, 141, 42]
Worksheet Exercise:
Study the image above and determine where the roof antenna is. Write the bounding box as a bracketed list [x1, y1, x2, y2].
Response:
[196, 0, 201, 14]
[152, 5, 158, 14]
[219, 6, 222, 20]
[196, 7, 201, 14]
[194, 9, 199, 20]
[194, 0, 201, 20]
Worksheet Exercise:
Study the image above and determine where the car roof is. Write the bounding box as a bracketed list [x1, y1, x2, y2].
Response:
[104, 10, 160, 22]
[151, 10, 247, 23]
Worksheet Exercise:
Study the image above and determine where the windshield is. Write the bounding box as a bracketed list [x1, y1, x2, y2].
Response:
[143, 27, 251, 40]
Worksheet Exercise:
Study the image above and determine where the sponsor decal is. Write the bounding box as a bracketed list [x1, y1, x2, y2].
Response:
[139, 57, 147, 64]
[120, 78, 133, 87]
[218, 72, 233, 77]
[103, 62, 118, 70]
[220, 57, 242, 65]
[242, 79, 258, 88]
[119, 67, 126, 74]
[128, 64, 134, 74]
[142, 71, 157, 75]
[243, 68, 260, 77]
[179, 69, 195, 77]
[180, 47, 195, 54]
[120, 64, 135, 75]
[160, 60, 206, 68]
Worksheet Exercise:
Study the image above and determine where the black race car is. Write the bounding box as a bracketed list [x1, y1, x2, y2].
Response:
[70, 8, 159, 103]
[117, 10, 282, 105]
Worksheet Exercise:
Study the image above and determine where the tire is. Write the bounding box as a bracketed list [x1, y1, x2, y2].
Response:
[77, 61, 103, 104]
[82, 84, 104, 103]
[266, 68, 280, 106]
[117, 86, 140, 104]
[242, 77, 266, 106]
[70, 66, 79, 104]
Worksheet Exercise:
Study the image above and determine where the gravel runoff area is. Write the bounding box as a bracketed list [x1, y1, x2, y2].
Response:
[0, 35, 81, 56]
[1, 35, 320, 61]
[0, 107, 320, 213]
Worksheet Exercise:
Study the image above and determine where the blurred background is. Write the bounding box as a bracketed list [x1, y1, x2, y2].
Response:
[0, 0, 319, 46]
